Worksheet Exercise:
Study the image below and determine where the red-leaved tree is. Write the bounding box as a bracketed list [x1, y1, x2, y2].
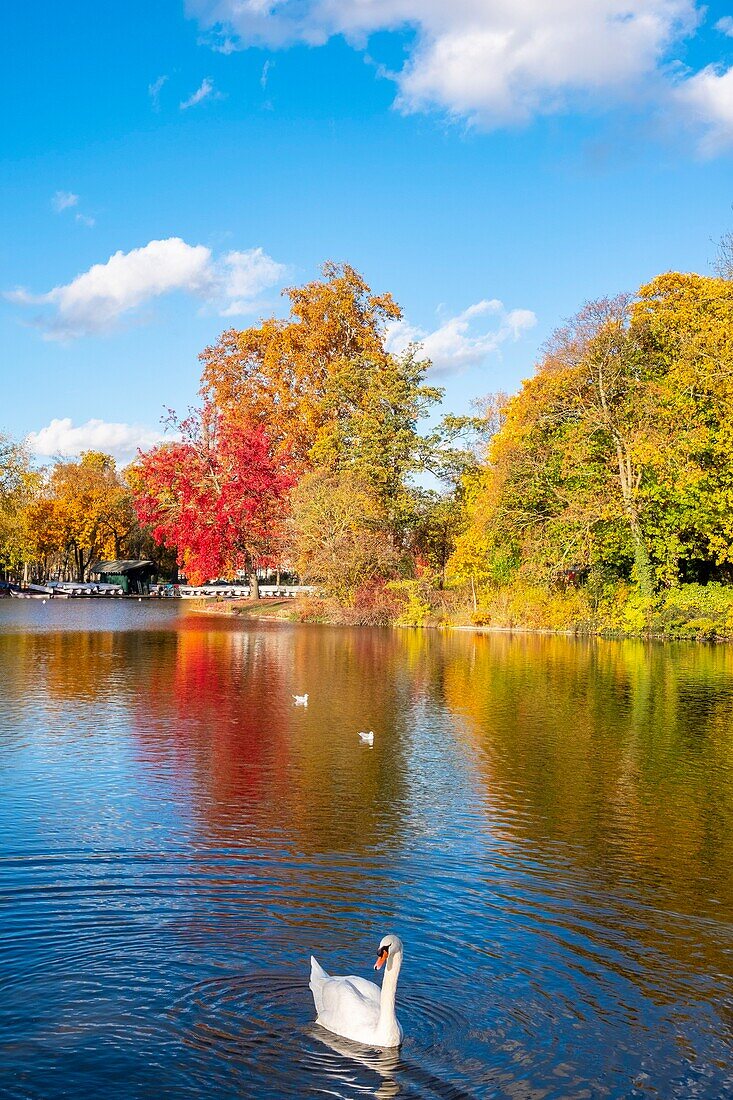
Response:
[132, 402, 295, 592]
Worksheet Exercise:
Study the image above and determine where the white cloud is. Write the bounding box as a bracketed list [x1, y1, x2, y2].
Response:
[219, 247, 287, 315]
[27, 418, 167, 464]
[199, 30, 239, 54]
[149, 74, 168, 109]
[52, 190, 95, 226]
[190, 0, 701, 126]
[52, 191, 79, 212]
[5, 237, 285, 339]
[675, 63, 733, 152]
[715, 16, 733, 36]
[180, 76, 217, 109]
[385, 299, 536, 375]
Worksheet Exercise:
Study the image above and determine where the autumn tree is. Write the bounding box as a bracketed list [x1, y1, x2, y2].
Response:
[543, 295, 657, 592]
[452, 272, 733, 597]
[0, 434, 42, 581]
[200, 262, 403, 462]
[132, 403, 295, 591]
[200, 262, 447, 546]
[287, 469, 399, 601]
[451, 303, 656, 592]
[32, 451, 137, 581]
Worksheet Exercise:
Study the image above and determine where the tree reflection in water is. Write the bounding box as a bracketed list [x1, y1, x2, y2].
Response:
[2, 612, 733, 1096]
[436, 630, 733, 978]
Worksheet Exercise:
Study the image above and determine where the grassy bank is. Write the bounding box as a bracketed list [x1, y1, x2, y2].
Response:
[185, 582, 733, 641]
[295, 580, 733, 641]
[450, 581, 733, 641]
[186, 597, 298, 620]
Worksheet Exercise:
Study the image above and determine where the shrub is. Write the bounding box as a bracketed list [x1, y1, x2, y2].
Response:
[387, 579, 433, 627]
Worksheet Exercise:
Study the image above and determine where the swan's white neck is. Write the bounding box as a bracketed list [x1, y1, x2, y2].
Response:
[375, 951, 402, 1045]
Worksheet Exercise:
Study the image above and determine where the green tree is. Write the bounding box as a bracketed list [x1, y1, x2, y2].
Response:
[200, 263, 444, 546]
[287, 469, 399, 601]
[0, 434, 41, 580]
[452, 273, 733, 599]
[630, 272, 733, 583]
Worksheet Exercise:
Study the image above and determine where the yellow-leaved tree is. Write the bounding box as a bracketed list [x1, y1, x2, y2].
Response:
[29, 452, 137, 581]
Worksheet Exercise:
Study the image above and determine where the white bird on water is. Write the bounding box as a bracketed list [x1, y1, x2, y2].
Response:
[358, 730, 374, 746]
[293, 693, 309, 706]
[310, 934, 404, 1048]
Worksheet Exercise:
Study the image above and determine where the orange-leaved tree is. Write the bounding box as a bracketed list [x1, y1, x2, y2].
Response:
[29, 451, 137, 582]
[199, 262, 402, 464]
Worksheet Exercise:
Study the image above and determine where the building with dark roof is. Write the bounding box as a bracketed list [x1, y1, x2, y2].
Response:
[88, 560, 156, 595]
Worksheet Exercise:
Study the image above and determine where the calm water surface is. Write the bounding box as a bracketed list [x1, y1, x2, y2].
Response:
[1, 601, 732, 1098]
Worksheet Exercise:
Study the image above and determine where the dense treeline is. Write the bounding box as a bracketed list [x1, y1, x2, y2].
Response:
[0, 447, 173, 584]
[4, 262, 733, 636]
[1, 265, 470, 603]
[129, 262, 473, 612]
[451, 272, 733, 637]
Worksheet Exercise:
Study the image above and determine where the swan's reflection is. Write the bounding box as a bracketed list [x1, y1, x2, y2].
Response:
[309, 1024, 402, 1098]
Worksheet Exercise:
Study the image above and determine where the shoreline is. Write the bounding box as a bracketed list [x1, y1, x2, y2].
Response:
[2, 592, 726, 642]
[182, 600, 732, 643]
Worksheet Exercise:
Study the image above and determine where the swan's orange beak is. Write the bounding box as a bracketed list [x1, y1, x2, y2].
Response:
[374, 946, 388, 971]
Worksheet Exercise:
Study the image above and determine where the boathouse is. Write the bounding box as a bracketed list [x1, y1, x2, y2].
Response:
[89, 560, 156, 595]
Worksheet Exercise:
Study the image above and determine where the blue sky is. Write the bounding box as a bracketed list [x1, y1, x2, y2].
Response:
[2, 0, 733, 462]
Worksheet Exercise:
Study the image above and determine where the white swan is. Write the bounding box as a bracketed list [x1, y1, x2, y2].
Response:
[358, 730, 374, 746]
[293, 693, 309, 706]
[310, 934, 404, 1048]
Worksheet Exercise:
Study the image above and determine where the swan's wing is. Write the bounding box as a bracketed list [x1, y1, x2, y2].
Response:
[339, 974, 381, 1007]
[310, 956, 329, 983]
[317, 975, 380, 1037]
[310, 962, 380, 1010]
[309, 956, 330, 1018]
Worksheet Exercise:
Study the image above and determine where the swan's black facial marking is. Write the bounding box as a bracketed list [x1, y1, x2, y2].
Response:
[374, 944, 389, 970]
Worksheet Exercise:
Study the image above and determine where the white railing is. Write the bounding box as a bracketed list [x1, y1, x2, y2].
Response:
[177, 584, 315, 599]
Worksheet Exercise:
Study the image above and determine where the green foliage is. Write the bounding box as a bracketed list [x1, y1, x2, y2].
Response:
[471, 583, 595, 632]
[388, 579, 434, 626]
[310, 348, 443, 529]
[652, 584, 733, 639]
[0, 435, 39, 575]
[406, 489, 465, 588]
[450, 273, 733, 630]
[287, 468, 400, 601]
[463, 578, 733, 640]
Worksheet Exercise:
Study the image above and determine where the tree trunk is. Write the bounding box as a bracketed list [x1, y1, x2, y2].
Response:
[439, 522, 448, 590]
[614, 439, 654, 597]
[250, 571, 260, 600]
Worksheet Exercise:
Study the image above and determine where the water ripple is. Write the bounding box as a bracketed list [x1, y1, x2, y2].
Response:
[1, 611, 733, 1097]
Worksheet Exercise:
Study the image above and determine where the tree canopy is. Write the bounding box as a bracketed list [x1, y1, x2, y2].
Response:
[452, 273, 733, 594]
[132, 404, 295, 586]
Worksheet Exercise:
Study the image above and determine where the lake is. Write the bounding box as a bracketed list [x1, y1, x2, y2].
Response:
[1, 601, 732, 1098]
